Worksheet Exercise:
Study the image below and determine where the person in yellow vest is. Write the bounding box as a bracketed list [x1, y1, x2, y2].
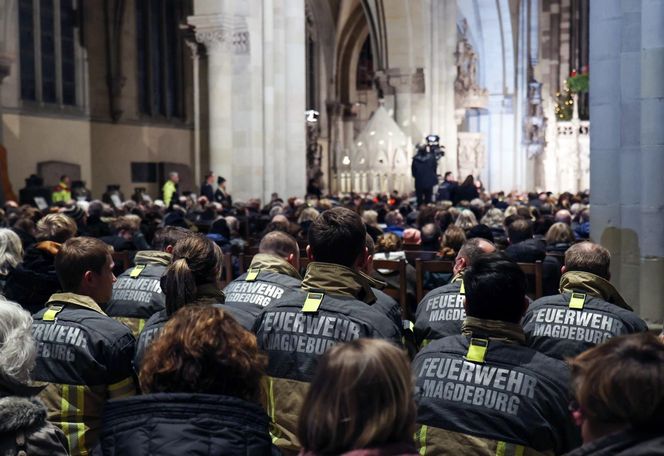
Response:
[161, 172, 179, 207]
[31, 237, 137, 455]
[52, 175, 71, 205]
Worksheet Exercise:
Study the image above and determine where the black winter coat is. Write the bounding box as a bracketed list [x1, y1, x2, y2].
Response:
[4, 242, 61, 314]
[97, 393, 276, 456]
[411, 153, 438, 189]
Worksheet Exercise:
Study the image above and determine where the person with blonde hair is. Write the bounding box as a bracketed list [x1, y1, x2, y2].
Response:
[298, 339, 418, 456]
[4, 213, 77, 313]
[0, 228, 23, 292]
[0, 299, 68, 454]
[98, 305, 273, 455]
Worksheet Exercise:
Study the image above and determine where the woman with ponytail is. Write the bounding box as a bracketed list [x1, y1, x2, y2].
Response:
[134, 234, 250, 370]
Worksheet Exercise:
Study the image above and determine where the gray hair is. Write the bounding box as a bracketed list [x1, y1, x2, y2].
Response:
[0, 229, 23, 276]
[0, 300, 36, 384]
[480, 208, 505, 229]
[455, 209, 478, 231]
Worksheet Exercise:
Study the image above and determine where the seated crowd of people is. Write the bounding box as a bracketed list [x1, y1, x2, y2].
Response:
[0, 186, 661, 456]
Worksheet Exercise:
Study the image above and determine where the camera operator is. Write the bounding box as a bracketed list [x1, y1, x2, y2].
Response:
[411, 135, 443, 207]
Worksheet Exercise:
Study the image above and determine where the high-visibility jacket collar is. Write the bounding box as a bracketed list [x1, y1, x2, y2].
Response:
[249, 253, 301, 280]
[462, 316, 526, 345]
[133, 250, 171, 266]
[560, 271, 631, 311]
[47, 292, 107, 316]
[301, 261, 376, 304]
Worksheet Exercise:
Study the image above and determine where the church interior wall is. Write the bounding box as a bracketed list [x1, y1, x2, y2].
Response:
[2, 112, 92, 191]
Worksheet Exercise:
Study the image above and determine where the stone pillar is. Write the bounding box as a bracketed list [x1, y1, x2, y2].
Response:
[188, 13, 238, 190]
[0, 55, 10, 145]
[190, 0, 306, 202]
[590, 0, 664, 325]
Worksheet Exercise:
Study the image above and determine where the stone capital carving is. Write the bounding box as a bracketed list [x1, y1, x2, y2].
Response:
[375, 68, 425, 95]
[187, 14, 249, 55]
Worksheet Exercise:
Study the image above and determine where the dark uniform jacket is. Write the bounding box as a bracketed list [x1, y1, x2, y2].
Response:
[414, 274, 465, 347]
[133, 284, 246, 371]
[0, 379, 69, 456]
[31, 293, 137, 456]
[98, 393, 275, 456]
[105, 251, 171, 337]
[253, 262, 403, 455]
[413, 317, 578, 456]
[223, 253, 302, 327]
[522, 271, 648, 360]
[504, 239, 546, 264]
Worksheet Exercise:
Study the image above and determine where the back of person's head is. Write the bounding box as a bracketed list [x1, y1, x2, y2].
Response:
[259, 231, 299, 259]
[225, 216, 240, 236]
[112, 214, 141, 235]
[35, 213, 77, 243]
[0, 229, 23, 275]
[507, 219, 533, 244]
[564, 241, 611, 279]
[140, 305, 266, 401]
[421, 223, 441, 246]
[152, 226, 191, 252]
[384, 210, 403, 227]
[466, 224, 494, 243]
[461, 175, 474, 187]
[298, 339, 416, 454]
[555, 209, 572, 225]
[440, 225, 466, 255]
[0, 300, 36, 384]
[298, 207, 320, 225]
[55, 237, 112, 292]
[403, 228, 421, 245]
[463, 253, 526, 323]
[458, 237, 496, 265]
[376, 232, 402, 253]
[569, 333, 664, 438]
[545, 222, 575, 246]
[308, 207, 366, 268]
[361, 210, 379, 227]
[480, 208, 504, 229]
[162, 234, 223, 315]
[455, 209, 478, 231]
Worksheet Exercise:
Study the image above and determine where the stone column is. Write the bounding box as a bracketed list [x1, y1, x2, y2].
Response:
[188, 13, 239, 191]
[0, 55, 10, 145]
[190, 1, 305, 202]
[590, 0, 664, 325]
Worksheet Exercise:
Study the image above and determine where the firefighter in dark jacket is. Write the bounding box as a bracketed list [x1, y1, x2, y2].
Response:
[414, 238, 496, 347]
[412, 254, 579, 455]
[223, 231, 302, 327]
[522, 242, 647, 361]
[31, 237, 137, 456]
[134, 235, 253, 370]
[99, 305, 275, 456]
[253, 208, 403, 455]
[105, 226, 191, 336]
